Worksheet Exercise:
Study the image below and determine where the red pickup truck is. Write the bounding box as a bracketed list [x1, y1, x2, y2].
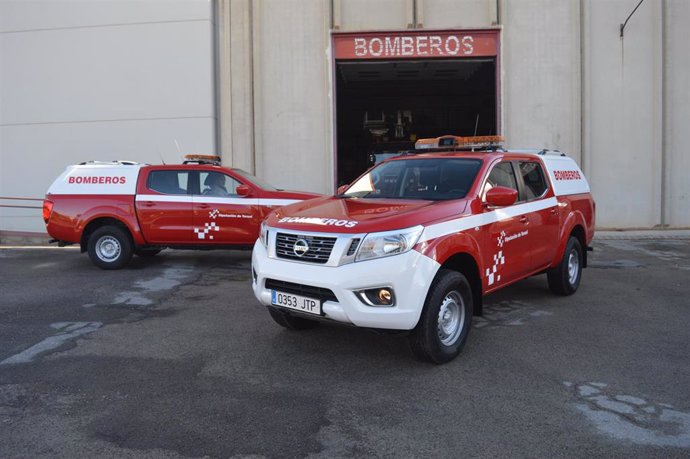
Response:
[251, 136, 595, 363]
[43, 157, 321, 269]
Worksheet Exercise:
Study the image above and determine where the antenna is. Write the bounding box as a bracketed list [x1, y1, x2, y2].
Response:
[473, 114, 480, 137]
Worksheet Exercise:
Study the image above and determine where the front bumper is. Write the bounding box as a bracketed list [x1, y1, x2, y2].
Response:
[251, 240, 440, 330]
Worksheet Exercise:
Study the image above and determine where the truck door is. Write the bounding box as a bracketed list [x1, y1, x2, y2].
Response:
[516, 160, 559, 269]
[481, 161, 532, 290]
[192, 171, 260, 245]
[135, 170, 192, 244]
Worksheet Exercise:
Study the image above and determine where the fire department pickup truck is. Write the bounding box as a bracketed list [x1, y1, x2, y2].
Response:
[252, 136, 595, 363]
[43, 156, 321, 269]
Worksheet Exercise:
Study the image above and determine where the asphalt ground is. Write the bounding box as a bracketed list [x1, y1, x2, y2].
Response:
[0, 238, 689, 458]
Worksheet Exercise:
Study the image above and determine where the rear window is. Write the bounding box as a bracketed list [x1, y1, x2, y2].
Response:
[148, 171, 188, 195]
[343, 158, 482, 200]
[519, 161, 548, 200]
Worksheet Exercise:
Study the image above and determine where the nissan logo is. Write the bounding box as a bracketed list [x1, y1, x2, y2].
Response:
[293, 238, 310, 257]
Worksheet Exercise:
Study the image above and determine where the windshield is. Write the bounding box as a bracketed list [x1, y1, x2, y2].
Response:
[233, 169, 277, 191]
[343, 158, 482, 200]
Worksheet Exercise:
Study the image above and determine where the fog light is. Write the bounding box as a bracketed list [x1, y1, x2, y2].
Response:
[378, 289, 392, 303]
[354, 287, 395, 307]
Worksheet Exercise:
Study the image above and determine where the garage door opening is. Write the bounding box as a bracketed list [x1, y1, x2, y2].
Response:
[332, 30, 500, 186]
[335, 58, 497, 186]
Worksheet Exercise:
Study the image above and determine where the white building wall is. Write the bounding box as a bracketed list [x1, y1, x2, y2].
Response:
[251, 0, 332, 194]
[336, 0, 412, 30]
[0, 0, 216, 234]
[582, 0, 663, 228]
[420, 0, 497, 29]
[664, 0, 690, 227]
[2, 0, 689, 236]
[501, 0, 581, 163]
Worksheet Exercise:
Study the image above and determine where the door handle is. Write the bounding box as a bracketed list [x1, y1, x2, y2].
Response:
[144, 201, 155, 207]
[519, 216, 529, 224]
[198, 204, 211, 209]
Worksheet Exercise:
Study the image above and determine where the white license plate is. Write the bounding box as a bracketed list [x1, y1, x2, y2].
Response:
[271, 290, 321, 315]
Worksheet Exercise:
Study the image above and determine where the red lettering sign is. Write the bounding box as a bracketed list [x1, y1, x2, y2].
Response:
[334, 29, 499, 60]
[553, 170, 582, 181]
[67, 176, 126, 184]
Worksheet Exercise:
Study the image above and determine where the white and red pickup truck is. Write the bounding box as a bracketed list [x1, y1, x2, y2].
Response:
[43, 156, 321, 269]
[252, 136, 595, 363]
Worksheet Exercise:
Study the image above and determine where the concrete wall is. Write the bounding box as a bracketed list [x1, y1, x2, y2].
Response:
[664, 0, 690, 227]
[582, 0, 663, 228]
[0, 0, 216, 234]
[501, 0, 581, 164]
[250, 0, 333, 194]
[2, 0, 689, 234]
[336, 0, 412, 30]
[420, 0, 497, 29]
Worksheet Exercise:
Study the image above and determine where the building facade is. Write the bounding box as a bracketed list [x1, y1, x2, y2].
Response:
[1, 0, 688, 238]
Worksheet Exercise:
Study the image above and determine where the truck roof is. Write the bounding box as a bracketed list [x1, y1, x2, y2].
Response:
[384, 148, 563, 163]
[383, 135, 568, 163]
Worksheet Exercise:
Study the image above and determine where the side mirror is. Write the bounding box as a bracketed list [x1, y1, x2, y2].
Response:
[336, 185, 349, 195]
[485, 186, 518, 207]
[236, 184, 252, 197]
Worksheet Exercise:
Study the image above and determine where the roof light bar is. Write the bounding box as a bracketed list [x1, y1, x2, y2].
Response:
[184, 154, 221, 162]
[415, 135, 505, 150]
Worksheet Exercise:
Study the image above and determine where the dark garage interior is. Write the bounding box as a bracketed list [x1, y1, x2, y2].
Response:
[335, 58, 498, 185]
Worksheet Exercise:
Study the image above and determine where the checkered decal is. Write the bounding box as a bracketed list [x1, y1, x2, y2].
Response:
[485, 250, 505, 286]
[497, 230, 506, 248]
[194, 222, 220, 240]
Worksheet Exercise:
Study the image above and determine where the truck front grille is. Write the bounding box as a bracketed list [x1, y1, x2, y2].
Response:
[275, 233, 336, 264]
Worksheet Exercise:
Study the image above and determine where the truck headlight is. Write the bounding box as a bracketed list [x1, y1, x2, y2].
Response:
[355, 226, 424, 262]
[259, 221, 269, 248]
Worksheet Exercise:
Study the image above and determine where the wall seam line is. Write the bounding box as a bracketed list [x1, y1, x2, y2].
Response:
[1, 116, 213, 127]
[0, 19, 210, 35]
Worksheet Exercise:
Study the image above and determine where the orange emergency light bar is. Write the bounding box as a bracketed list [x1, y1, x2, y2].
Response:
[184, 154, 221, 162]
[415, 135, 505, 150]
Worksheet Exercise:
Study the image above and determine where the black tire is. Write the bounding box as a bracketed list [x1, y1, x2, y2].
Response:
[87, 225, 133, 270]
[267, 307, 320, 330]
[408, 269, 473, 364]
[547, 236, 583, 296]
[135, 248, 162, 257]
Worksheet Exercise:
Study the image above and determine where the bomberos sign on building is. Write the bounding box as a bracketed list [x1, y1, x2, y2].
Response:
[333, 29, 499, 59]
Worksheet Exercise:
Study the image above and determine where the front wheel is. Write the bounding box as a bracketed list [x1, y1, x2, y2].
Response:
[547, 236, 583, 295]
[408, 269, 473, 364]
[87, 225, 133, 270]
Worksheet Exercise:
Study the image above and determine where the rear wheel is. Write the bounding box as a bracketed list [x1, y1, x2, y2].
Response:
[267, 307, 320, 330]
[408, 269, 473, 364]
[87, 225, 133, 270]
[547, 236, 583, 295]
